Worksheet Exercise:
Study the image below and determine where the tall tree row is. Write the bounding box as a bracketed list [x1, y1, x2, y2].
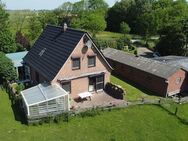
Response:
[57, 0, 108, 36]
[0, 1, 16, 53]
[0, 1, 17, 82]
[106, 0, 188, 56]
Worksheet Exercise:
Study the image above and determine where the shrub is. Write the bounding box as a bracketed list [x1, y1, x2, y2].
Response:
[0, 52, 17, 82]
[79, 108, 100, 118]
[134, 50, 138, 56]
[146, 41, 156, 50]
[15, 83, 25, 94]
[54, 115, 61, 123]
[117, 38, 124, 50]
[120, 22, 131, 34]
[62, 112, 69, 122]
[117, 36, 131, 50]
[94, 38, 117, 49]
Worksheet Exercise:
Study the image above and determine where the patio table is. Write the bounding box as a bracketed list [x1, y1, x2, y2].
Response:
[78, 92, 92, 100]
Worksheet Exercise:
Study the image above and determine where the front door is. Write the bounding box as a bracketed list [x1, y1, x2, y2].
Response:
[89, 74, 104, 92]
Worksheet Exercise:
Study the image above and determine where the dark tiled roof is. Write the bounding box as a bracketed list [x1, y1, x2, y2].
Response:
[103, 48, 180, 79]
[23, 25, 86, 81]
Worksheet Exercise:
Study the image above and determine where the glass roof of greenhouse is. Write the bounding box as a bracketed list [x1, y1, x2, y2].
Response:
[21, 83, 68, 106]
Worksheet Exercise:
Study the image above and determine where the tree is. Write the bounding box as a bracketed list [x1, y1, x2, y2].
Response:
[15, 31, 31, 51]
[58, 2, 73, 15]
[0, 2, 16, 53]
[0, 30, 17, 53]
[72, 0, 86, 13]
[79, 12, 106, 36]
[38, 11, 58, 29]
[106, 0, 155, 33]
[155, 0, 188, 56]
[106, 0, 134, 32]
[28, 14, 42, 41]
[182, 19, 188, 50]
[0, 52, 17, 82]
[136, 12, 157, 45]
[88, 0, 108, 11]
[14, 11, 27, 32]
[120, 22, 131, 35]
[156, 20, 187, 56]
[0, 1, 9, 29]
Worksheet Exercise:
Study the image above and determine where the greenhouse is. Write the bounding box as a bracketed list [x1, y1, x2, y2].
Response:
[21, 83, 69, 119]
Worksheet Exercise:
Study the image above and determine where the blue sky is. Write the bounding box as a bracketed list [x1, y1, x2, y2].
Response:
[2, 0, 118, 10]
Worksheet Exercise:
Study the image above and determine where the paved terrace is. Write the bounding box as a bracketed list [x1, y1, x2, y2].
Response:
[71, 92, 126, 110]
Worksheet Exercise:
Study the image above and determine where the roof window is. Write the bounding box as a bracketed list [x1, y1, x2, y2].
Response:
[39, 48, 47, 57]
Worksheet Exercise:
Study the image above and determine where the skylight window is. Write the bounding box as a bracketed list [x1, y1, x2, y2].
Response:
[39, 48, 47, 57]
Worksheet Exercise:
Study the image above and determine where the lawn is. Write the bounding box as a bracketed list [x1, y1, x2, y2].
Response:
[1, 88, 188, 141]
[111, 75, 158, 101]
[96, 31, 124, 40]
[178, 104, 188, 120]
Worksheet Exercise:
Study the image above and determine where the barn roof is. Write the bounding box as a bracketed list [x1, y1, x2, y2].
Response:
[153, 56, 188, 71]
[103, 48, 181, 79]
[21, 83, 68, 106]
[23, 25, 112, 81]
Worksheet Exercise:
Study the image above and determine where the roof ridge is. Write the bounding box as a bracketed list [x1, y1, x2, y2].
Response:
[38, 84, 47, 100]
[24, 24, 87, 81]
[104, 47, 135, 57]
[46, 24, 87, 34]
[103, 48, 181, 79]
[46, 24, 62, 28]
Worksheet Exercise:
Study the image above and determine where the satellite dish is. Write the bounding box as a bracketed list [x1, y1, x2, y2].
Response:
[85, 40, 92, 48]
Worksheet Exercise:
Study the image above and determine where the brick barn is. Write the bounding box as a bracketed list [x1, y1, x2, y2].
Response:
[103, 48, 188, 97]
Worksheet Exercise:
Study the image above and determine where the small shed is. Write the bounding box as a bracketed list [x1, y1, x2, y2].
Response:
[6, 51, 28, 80]
[6, 51, 28, 68]
[21, 83, 69, 119]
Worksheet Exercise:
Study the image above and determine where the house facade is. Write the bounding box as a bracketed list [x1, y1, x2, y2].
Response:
[103, 48, 188, 97]
[51, 37, 111, 99]
[23, 24, 112, 100]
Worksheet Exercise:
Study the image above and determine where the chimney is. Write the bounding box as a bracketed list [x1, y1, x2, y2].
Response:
[63, 23, 68, 32]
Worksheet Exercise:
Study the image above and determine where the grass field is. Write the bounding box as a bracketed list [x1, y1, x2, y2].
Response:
[96, 31, 124, 40]
[111, 76, 158, 101]
[1, 82, 188, 141]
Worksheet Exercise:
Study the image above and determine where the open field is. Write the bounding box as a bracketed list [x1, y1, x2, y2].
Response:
[8, 10, 35, 36]
[1, 83, 188, 141]
[96, 31, 124, 40]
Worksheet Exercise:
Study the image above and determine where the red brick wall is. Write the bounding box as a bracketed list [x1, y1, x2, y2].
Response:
[52, 36, 111, 98]
[167, 69, 188, 96]
[68, 77, 89, 99]
[52, 37, 111, 83]
[107, 59, 168, 97]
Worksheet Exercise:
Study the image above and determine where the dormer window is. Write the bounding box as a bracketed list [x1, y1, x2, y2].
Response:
[88, 56, 96, 67]
[72, 57, 80, 70]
